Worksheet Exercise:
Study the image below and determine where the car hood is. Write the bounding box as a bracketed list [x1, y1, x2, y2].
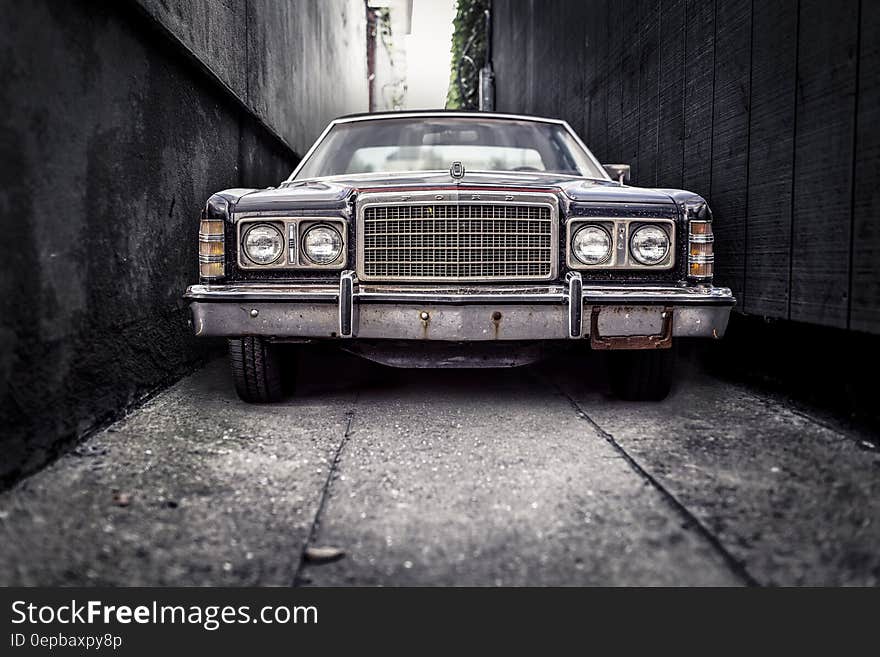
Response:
[233, 171, 679, 212]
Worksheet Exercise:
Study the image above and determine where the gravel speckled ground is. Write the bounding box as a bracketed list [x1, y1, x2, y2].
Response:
[1, 349, 877, 586]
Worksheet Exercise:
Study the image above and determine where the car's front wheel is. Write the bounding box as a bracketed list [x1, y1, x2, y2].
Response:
[607, 348, 675, 401]
[229, 337, 284, 403]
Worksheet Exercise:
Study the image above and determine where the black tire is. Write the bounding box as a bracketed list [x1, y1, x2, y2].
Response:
[228, 337, 284, 403]
[608, 348, 675, 401]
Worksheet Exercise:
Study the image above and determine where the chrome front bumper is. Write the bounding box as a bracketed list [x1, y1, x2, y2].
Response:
[184, 273, 735, 343]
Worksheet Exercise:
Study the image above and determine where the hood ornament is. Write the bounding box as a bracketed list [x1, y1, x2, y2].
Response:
[449, 161, 465, 181]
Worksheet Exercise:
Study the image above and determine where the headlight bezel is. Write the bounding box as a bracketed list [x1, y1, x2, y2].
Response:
[301, 223, 344, 266]
[241, 222, 285, 266]
[566, 218, 675, 271]
[236, 216, 348, 270]
[571, 224, 613, 265]
[629, 224, 671, 266]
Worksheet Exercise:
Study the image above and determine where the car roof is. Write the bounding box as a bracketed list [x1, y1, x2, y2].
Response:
[331, 110, 567, 125]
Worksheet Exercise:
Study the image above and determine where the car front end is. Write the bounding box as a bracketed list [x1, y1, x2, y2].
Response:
[184, 112, 734, 401]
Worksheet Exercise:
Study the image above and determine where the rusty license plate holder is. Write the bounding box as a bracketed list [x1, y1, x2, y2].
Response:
[589, 306, 674, 350]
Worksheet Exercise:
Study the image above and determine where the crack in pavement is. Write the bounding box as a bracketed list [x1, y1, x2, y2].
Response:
[549, 378, 761, 587]
[292, 396, 358, 586]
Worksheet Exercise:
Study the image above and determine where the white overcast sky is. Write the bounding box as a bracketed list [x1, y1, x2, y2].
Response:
[404, 0, 456, 109]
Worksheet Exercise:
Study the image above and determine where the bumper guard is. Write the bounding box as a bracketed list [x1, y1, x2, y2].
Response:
[184, 272, 735, 343]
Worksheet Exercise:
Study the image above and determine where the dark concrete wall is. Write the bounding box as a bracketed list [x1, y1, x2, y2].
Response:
[245, 0, 369, 153]
[493, 0, 878, 334]
[136, 0, 369, 153]
[0, 0, 367, 485]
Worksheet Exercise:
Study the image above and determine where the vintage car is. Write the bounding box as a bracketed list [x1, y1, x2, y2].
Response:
[185, 111, 733, 402]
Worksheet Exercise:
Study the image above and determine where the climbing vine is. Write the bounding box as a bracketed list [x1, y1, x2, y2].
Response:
[445, 0, 490, 109]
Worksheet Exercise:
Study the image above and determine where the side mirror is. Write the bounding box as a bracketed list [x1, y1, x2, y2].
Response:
[603, 164, 631, 185]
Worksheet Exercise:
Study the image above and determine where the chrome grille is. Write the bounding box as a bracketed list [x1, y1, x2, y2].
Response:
[360, 203, 555, 281]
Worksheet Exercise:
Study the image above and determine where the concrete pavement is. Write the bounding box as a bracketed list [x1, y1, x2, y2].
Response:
[1, 349, 877, 586]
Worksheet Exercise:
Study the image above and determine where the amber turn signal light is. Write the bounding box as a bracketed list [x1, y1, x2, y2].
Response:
[688, 220, 714, 282]
[199, 261, 225, 278]
[689, 242, 712, 258]
[689, 261, 714, 278]
[199, 218, 225, 279]
[199, 241, 225, 256]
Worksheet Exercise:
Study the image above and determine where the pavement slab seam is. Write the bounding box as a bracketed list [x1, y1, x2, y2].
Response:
[292, 398, 359, 586]
[298, 364, 745, 586]
[729, 381, 879, 451]
[548, 378, 761, 587]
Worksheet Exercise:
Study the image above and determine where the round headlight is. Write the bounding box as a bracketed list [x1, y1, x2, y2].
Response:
[243, 224, 284, 265]
[630, 225, 669, 265]
[572, 225, 612, 265]
[302, 225, 343, 265]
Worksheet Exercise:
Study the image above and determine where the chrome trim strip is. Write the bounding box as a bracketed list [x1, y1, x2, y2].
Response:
[359, 292, 566, 304]
[289, 169, 594, 186]
[566, 272, 583, 338]
[184, 283, 735, 306]
[185, 284, 339, 302]
[339, 271, 358, 338]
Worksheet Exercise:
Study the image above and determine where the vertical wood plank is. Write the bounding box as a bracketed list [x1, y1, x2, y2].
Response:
[657, 0, 686, 189]
[850, 0, 879, 333]
[791, 0, 858, 326]
[743, 0, 798, 318]
[585, 0, 610, 160]
[515, 0, 542, 114]
[682, 0, 715, 196]
[605, 0, 626, 163]
[637, 0, 660, 187]
[492, 0, 525, 112]
[491, 1, 509, 110]
[619, 0, 641, 176]
[530, 0, 561, 118]
[709, 0, 751, 300]
[559, 0, 588, 138]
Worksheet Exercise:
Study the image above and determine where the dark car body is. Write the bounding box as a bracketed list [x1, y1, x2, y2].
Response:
[185, 112, 733, 401]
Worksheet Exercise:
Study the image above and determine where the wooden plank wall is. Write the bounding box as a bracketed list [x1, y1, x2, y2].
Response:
[492, 0, 875, 334]
[746, 0, 797, 319]
[851, 0, 880, 331]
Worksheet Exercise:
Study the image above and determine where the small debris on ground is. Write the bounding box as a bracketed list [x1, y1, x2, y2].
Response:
[303, 546, 345, 564]
[112, 491, 131, 507]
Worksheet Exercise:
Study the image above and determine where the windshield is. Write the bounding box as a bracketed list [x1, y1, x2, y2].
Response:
[291, 117, 605, 180]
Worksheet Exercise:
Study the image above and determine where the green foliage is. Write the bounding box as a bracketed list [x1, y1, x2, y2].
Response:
[446, 0, 490, 109]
